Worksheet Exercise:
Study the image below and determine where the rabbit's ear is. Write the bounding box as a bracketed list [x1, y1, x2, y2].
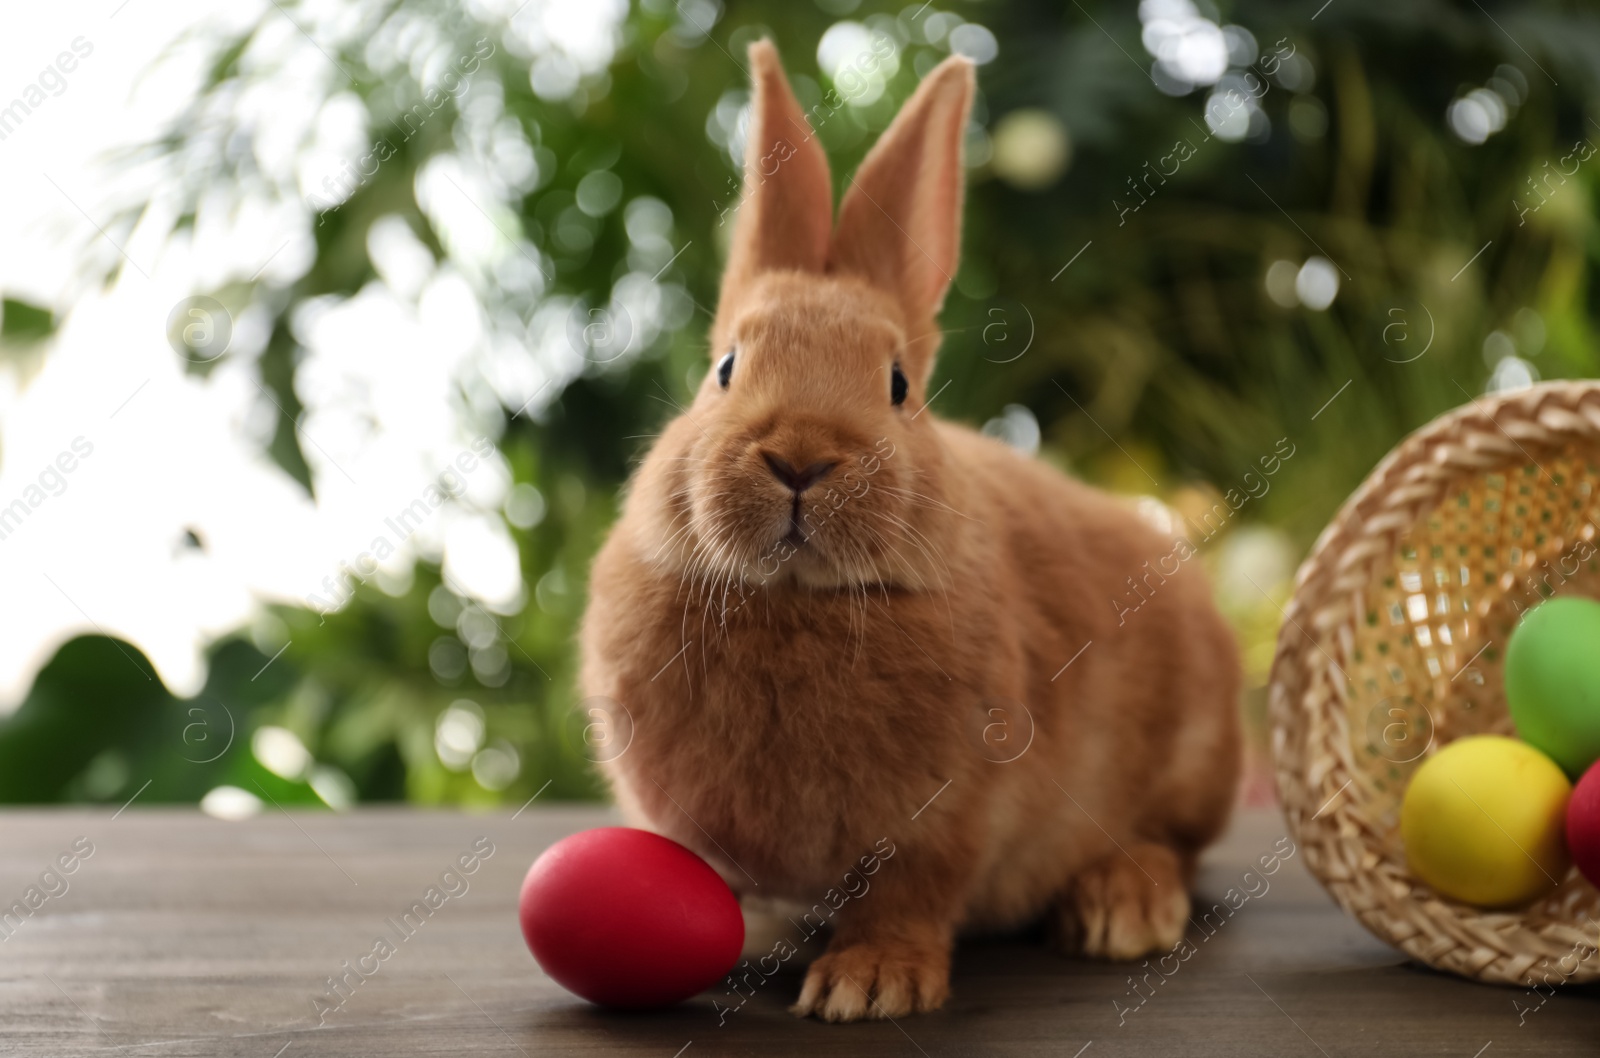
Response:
[720, 41, 833, 308]
[830, 56, 974, 329]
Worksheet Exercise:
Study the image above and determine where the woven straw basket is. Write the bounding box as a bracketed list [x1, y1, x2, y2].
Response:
[1269, 380, 1600, 986]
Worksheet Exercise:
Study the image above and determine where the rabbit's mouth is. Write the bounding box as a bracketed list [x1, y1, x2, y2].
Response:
[782, 500, 809, 548]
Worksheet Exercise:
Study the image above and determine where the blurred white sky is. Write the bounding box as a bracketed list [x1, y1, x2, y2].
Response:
[0, 0, 546, 707]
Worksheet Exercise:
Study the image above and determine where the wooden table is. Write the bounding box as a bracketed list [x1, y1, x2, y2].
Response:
[2, 806, 1595, 1056]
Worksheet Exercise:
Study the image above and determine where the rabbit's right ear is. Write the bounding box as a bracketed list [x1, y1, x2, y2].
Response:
[718, 41, 833, 312]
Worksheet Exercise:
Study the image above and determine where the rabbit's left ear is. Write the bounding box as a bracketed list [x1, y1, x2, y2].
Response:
[830, 56, 974, 332]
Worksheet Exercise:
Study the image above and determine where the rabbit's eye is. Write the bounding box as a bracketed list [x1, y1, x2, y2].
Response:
[716, 349, 735, 389]
[890, 362, 908, 406]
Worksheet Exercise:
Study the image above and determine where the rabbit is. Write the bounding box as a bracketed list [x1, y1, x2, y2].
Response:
[579, 40, 1241, 1022]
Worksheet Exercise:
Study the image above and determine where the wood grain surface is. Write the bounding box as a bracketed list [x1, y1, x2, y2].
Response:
[1, 805, 1595, 1056]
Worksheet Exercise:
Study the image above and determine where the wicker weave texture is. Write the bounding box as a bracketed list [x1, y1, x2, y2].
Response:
[1269, 380, 1600, 986]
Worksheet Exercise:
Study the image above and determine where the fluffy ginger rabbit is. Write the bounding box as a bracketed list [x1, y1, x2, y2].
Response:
[580, 41, 1240, 1022]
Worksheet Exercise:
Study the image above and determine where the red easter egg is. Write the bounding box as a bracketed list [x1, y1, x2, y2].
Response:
[1569, 759, 1600, 888]
[519, 827, 743, 1007]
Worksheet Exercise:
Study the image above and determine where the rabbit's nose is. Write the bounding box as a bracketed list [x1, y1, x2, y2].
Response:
[762, 453, 837, 493]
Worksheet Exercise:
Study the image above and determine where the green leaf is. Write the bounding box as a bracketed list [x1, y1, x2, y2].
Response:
[1, 298, 55, 345]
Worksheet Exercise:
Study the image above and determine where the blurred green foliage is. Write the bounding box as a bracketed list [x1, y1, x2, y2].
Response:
[0, 298, 55, 346]
[5, 0, 1600, 807]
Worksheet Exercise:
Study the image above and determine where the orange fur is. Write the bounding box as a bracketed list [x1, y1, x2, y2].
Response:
[579, 41, 1241, 1021]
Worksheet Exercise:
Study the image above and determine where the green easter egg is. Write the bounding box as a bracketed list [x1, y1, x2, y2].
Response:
[1505, 595, 1600, 778]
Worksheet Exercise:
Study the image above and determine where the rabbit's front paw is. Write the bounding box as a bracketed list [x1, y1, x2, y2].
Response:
[1054, 842, 1189, 961]
[789, 937, 950, 1022]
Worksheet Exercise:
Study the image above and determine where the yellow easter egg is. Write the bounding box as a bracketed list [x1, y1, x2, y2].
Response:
[1401, 735, 1571, 908]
